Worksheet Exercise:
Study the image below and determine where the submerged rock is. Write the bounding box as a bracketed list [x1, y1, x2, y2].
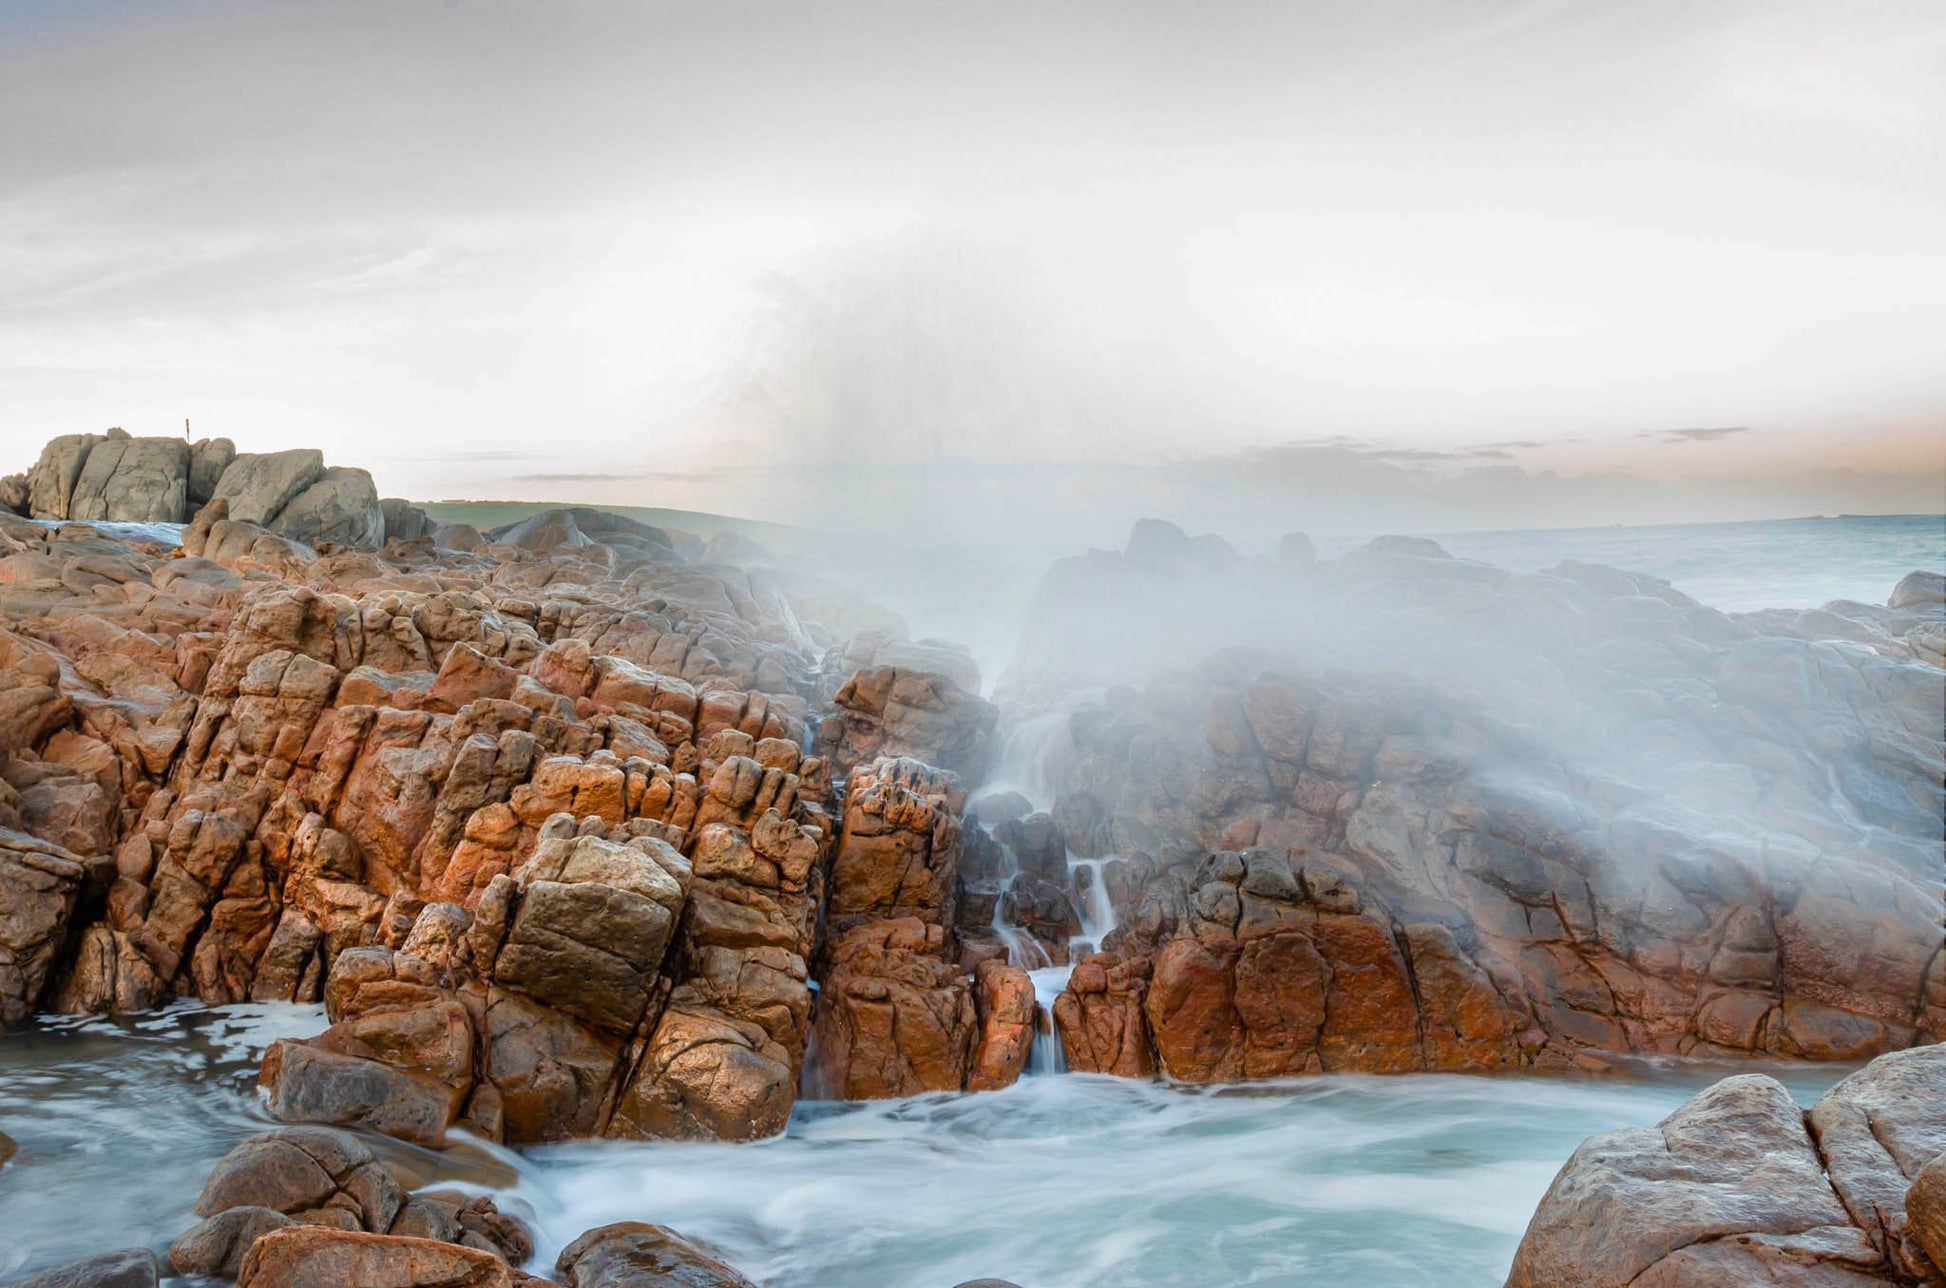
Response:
[0, 1250, 160, 1288]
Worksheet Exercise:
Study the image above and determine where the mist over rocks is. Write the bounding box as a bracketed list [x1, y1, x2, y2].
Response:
[992, 518, 1943, 1074]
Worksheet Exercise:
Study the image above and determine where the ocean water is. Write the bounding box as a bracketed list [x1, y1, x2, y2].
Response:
[1424, 513, 1944, 612]
[0, 1004, 1854, 1288]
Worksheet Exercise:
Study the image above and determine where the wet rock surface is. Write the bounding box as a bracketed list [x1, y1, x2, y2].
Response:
[164, 1125, 531, 1283]
[234, 1228, 511, 1288]
[0, 1251, 160, 1288]
[1508, 1043, 1946, 1286]
[555, 1222, 758, 1287]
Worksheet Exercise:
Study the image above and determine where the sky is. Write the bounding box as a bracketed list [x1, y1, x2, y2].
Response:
[2, 0, 1942, 549]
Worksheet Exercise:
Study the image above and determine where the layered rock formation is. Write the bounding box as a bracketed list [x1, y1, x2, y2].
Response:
[1508, 1043, 1946, 1286]
[0, 454, 1022, 1148]
[1000, 522, 1944, 1078]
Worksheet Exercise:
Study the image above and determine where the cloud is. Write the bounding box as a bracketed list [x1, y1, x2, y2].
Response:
[1659, 426, 1752, 444]
[510, 468, 749, 485]
[391, 449, 542, 463]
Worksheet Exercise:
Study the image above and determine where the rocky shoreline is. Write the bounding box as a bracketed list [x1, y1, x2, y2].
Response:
[0, 431, 1940, 1286]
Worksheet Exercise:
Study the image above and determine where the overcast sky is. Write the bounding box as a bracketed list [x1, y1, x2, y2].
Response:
[2, 0, 1942, 545]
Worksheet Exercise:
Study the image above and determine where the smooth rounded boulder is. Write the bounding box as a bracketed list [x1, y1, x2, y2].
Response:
[555, 1222, 757, 1288]
[1508, 1045, 1946, 1286]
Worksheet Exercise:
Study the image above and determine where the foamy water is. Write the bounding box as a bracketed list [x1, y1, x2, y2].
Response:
[0, 1003, 1852, 1286]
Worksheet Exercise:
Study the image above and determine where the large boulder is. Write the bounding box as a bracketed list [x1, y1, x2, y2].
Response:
[170, 1207, 298, 1280]
[1807, 1045, 1946, 1280]
[24, 433, 102, 519]
[188, 437, 237, 506]
[1888, 571, 1945, 611]
[260, 1033, 471, 1146]
[555, 1222, 758, 1288]
[210, 449, 325, 526]
[383, 499, 432, 543]
[235, 1228, 510, 1288]
[271, 467, 385, 548]
[191, 1126, 404, 1233]
[1054, 952, 1155, 1078]
[66, 433, 190, 523]
[1507, 1044, 1946, 1286]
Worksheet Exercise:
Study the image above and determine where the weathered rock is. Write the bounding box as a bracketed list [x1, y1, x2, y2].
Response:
[1054, 953, 1154, 1078]
[1889, 571, 1945, 611]
[67, 435, 190, 523]
[491, 830, 685, 1035]
[1806, 1045, 1946, 1279]
[0, 638, 69, 757]
[394, 1191, 533, 1266]
[966, 958, 1035, 1092]
[1908, 1154, 1946, 1278]
[24, 433, 103, 519]
[271, 467, 385, 548]
[607, 1002, 795, 1142]
[481, 987, 622, 1143]
[170, 1206, 297, 1280]
[825, 757, 964, 944]
[260, 1040, 468, 1145]
[811, 917, 976, 1098]
[555, 1222, 758, 1288]
[210, 449, 325, 527]
[194, 1127, 404, 1232]
[0, 1249, 160, 1288]
[383, 499, 432, 543]
[188, 438, 237, 506]
[817, 666, 996, 782]
[0, 830, 86, 1026]
[235, 1228, 510, 1288]
[1508, 1045, 1946, 1287]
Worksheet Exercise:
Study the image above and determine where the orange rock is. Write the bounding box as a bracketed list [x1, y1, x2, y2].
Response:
[237, 1227, 510, 1288]
[966, 959, 1036, 1092]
